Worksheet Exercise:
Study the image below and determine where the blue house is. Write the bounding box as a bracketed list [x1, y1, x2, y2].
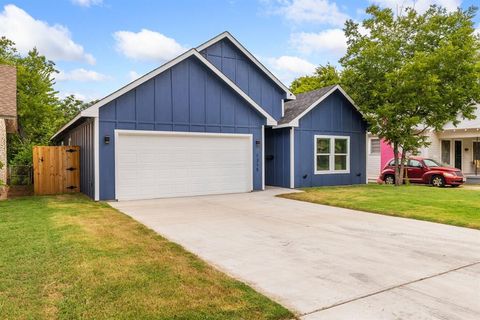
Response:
[52, 32, 366, 201]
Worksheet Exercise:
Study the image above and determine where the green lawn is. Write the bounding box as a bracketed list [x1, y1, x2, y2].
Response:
[279, 184, 480, 229]
[0, 195, 293, 320]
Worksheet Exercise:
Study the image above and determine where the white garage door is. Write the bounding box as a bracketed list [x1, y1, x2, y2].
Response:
[115, 130, 253, 200]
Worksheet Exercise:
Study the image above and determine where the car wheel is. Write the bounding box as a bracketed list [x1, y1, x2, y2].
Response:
[431, 175, 445, 187]
[384, 174, 395, 185]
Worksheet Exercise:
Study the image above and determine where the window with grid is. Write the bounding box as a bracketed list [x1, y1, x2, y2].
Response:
[369, 138, 380, 154]
[314, 136, 350, 174]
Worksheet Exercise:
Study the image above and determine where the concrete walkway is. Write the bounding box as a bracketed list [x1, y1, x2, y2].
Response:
[110, 188, 480, 319]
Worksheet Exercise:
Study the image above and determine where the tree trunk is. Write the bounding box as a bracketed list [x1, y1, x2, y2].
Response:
[399, 151, 407, 187]
[393, 142, 401, 186]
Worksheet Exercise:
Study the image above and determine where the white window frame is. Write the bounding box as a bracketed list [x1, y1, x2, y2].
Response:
[314, 135, 350, 174]
[369, 138, 380, 155]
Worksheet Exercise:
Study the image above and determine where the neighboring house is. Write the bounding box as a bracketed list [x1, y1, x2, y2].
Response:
[52, 32, 367, 201]
[0, 65, 17, 184]
[367, 104, 480, 182]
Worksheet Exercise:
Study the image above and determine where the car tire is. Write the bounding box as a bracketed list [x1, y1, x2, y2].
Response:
[431, 175, 445, 187]
[384, 174, 395, 185]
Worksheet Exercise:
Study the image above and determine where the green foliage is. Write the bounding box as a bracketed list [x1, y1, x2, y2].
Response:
[340, 5, 480, 184]
[0, 37, 88, 165]
[290, 63, 341, 94]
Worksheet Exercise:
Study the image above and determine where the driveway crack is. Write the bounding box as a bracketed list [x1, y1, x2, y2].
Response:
[300, 261, 480, 318]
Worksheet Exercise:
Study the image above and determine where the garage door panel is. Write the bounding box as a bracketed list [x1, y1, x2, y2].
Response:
[115, 131, 253, 200]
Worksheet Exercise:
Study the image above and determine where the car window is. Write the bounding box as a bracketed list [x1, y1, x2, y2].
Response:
[423, 159, 441, 167]
[388, 159, 407, 166]
[408, 159, 423, 168]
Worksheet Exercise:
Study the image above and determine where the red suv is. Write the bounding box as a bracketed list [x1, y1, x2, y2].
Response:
[378, 156, 465, 187]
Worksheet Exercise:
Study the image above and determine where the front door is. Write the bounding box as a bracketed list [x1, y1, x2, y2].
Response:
[454, 140, 462, 170]
[406, 159, 424, 182]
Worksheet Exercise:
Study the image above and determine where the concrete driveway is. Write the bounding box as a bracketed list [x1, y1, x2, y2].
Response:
[110, 188, 480, 319]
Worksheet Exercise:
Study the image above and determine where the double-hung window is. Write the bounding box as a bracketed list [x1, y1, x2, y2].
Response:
[314, 135, 350, 174]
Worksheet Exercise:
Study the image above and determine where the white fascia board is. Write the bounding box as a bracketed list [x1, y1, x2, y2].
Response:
[193, 51, 277, 125]
[278, 85, 362, 128]
[196, 31, 296, 100]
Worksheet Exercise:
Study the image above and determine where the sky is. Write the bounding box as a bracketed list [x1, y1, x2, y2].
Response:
[0, 0, 479, 102]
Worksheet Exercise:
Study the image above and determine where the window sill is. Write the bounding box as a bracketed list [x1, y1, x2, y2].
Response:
[314, 170, 350, 175]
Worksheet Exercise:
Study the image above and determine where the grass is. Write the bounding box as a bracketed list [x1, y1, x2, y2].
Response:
[0, 194, 293, 320]
[279, 184, 480, 229]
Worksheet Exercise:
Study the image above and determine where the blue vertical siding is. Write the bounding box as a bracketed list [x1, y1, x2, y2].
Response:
[55, 118, 95, 199]
[294, 91, 367, 187]
[200, 38, 286, 121]
[265, 127, 290, 188]
[99, 56, 266, 200]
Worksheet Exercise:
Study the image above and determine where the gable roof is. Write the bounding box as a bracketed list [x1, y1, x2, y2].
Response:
[197, 31, 295, 100]
[52, 44, 279, 140]
[277, 85, 361, 127]
[442, 104, 480, 130]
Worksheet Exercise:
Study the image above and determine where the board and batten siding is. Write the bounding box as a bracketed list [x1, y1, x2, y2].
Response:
[294, 91, 367, 188]
[265, 127, 290, 188]
[55, 118, 95, 199]
[200, 38, 286, 121]
[98, 56, 266, 200]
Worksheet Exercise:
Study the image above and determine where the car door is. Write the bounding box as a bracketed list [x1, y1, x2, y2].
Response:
[406, 159, 424, 183]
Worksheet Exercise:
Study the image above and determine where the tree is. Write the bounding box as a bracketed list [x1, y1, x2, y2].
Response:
[290, 64, 341, 94]
[7, 48, 59, 165]
[0, 37, 87, 165]
[340, 5, 480, 185]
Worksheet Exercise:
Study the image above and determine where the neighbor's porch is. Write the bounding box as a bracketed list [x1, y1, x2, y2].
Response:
[436, 129, 480, 184]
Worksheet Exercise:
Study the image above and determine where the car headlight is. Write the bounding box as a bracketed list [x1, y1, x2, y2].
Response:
[443, 172, 455, 178]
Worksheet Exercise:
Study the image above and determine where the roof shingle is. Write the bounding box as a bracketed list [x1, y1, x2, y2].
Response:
[279, 85, 337, 125]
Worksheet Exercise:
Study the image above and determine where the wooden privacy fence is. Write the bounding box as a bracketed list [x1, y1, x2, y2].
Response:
[33, 146, 80, 195]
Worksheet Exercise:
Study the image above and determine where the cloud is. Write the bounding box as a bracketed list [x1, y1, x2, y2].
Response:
[58, 91, 101, 102]
[265, 55, 316, 84]
[0, 5, 95, 64]
[369, 0, 461, 13]
[114, 29, 186, 62]
[269, 0, 350, 26]
[71, 0, 103, 7]
[128, 70, 141, 81]
[56, 68, 110, 82]
[291, 29, 347, 56]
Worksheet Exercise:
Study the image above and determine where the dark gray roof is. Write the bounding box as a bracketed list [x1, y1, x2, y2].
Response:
[279, 85, 338, 125]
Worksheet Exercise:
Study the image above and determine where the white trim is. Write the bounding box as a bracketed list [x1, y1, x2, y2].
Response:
[114, 129, 254, 139]
[94, 117, 100, 201]
[290, 127, 295, 188]
[314, 135, 350, 174]
[197, 31, 295, 100]
[278, 85, 361, 128]
[262, 125, 265, 190]
[52, 47, 277, 140]
[281, 99, 285, 117]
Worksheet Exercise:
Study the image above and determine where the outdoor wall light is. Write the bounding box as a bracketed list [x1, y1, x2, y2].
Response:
[104, 135, 110, 144]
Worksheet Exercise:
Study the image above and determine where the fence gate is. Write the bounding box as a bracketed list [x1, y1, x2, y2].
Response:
[33, 146, 80, 195]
